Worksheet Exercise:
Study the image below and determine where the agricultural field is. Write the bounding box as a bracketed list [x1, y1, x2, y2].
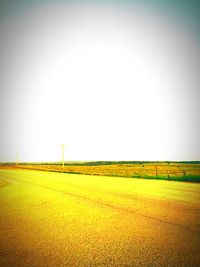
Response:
[12, 161, 200, 182]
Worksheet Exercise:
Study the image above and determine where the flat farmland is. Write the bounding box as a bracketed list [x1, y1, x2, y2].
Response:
[0, 168, 200, 266]
[16, 162, 200, 182]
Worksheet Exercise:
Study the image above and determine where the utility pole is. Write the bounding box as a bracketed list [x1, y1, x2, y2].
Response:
[16, 151, 19, 166]
[60, 144, 67, 171]
[155, 163, 157, 177]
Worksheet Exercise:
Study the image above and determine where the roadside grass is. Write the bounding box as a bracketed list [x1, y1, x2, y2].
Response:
[130, 174, 200, 182]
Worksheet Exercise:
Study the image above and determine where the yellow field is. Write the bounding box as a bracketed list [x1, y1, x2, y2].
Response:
[0, 168, 200, 266]
[15, 162, 200, 181]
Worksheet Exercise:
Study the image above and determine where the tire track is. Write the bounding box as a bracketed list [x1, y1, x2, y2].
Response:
[0, 177, 19, 185]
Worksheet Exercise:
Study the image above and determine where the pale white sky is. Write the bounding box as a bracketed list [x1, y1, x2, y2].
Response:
[0, 2, 200, 162]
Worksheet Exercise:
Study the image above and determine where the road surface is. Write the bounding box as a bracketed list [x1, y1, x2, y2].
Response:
[0, 169, 200, 266]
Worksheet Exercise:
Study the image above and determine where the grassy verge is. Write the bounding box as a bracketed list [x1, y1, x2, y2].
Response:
[130, 174, 200, 182]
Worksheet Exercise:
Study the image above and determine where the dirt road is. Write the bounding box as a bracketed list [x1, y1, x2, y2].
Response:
[0, 169, 200, 266]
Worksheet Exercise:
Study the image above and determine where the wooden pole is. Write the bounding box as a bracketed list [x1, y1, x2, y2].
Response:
[16, 151, 19, 166]
[60, 145, 67, 171]
[155, 164, 157, 177]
